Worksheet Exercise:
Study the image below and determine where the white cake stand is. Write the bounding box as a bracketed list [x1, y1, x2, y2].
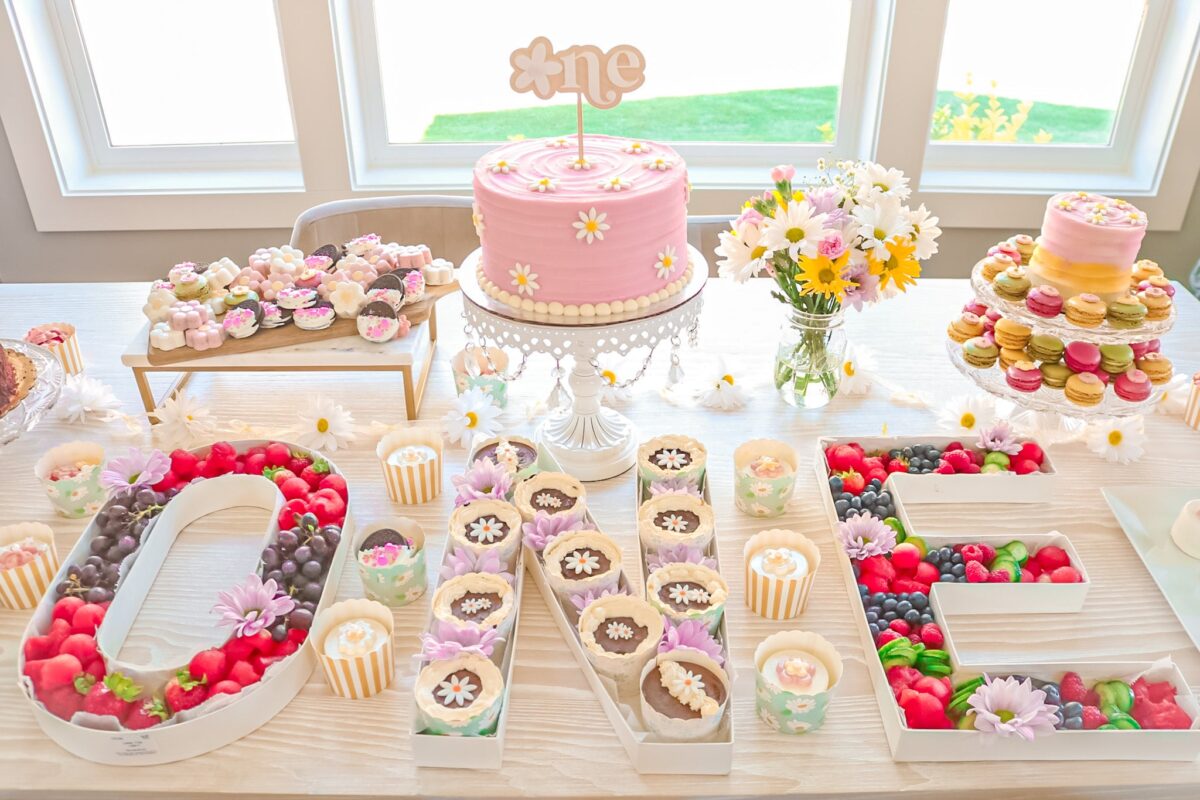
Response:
[459, 248, 707, 481]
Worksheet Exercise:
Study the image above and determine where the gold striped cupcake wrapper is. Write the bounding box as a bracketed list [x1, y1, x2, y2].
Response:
[49, 333, 84, 375]
[318, 639, 395, 700]
[743, 530, 821, 620]
[1186, 375, 1200, 431]
[0, 547, 59, 610]
[381, 456, 441, 504]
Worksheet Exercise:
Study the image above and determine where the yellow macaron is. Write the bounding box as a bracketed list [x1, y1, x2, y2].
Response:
[1064, 293, 1107, 328]
[947, 312, 986, 344]
[993, 317, 1032, 350]
[1136, 352, 1173, 384]
[1065, 372, 1106, 407]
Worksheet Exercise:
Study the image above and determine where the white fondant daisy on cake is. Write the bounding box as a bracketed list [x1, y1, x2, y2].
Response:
[472, 201, 485, 237]
[624, 141, 651, 154]
[655, 245, 677, 280]
[600, 176, 630, 192]
[488, 159, 517, 174]
[546, 137, 570, 148]
[527, 176, 557, 193]
[574, 208, 610, 244]
[569, 157, 592, 170]
[643, 156, 675, 171]
[509, 263, 540, 296]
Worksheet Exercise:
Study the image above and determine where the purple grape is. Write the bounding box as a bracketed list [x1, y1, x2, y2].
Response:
[86, 586, 109, 603]
[265, 569, 284, 584]
[261, 547, 281, 569]
[280, 560, 298, 577]
[277, 530, 299, 551]
[287, 609, 313, 630]
[300, 560, 322, 579]
[90, 537, 111, 556]
[118, 535, 137, 554]
[309, 536, 328, 558]
[301, 582, 323, 602]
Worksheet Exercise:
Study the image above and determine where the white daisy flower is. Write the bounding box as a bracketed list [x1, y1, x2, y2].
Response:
[668, 584, 694, 605]
[716, 221, 769, 283]
[534, 492, 563, 509]
[1085, 416, 1146, 464]
[468, 517, 503, 543]
[488, 159, 517, 174]
[761, 200, 828, 261]
[654, 245, 678, 280]
[623, 141, 651, 154]
[655, 449, 688, 469]
[852, 162, 911, 203]
[509, 263, 540, 296]
[785, 718, 813, 733]
[759, 707, 782, 731]
[606, 621, 634, 640]
[851, 194, 912, 261]
[527, 176, 557, 193]
[472, 202, 485, 238]
[700, 359, 747, 411]
[546, 137, 570, 148]
[596, 352, 633, 404]
[751, 482, 774, 497]
[907, 203, 942, 260]
[786, 696, 817, 715]
[441, 387, 502, 449]
[751, 502, 773, 516]
[937, 394, 996, 436]
[564, 549, 600, 575]
[599, 176, 630, 192]
[149, 391, 218, 450]
[296, 395, 357, 452]
[436, 673, 478, 706]
[660, 514, 689, 533]
[573, 208, 610, 244]
[56, 375, 122, 424]
[460, 597, 493, 615]
[642, 156, 674, 171]
[839, 346, 877, 396]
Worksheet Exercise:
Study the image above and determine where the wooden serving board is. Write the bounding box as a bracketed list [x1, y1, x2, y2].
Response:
[145, 282, 458, 367]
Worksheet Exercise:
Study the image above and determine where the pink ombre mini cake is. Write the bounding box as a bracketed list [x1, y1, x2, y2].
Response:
[472, 134, 691, 317]
[1026, 192, 1148, 302]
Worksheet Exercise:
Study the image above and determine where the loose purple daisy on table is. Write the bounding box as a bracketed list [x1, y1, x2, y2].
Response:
[100, 447, 170, 491]
[212, 574, 296, 638]
[836, 510, 896, 560]
[451, 458, 513, 507]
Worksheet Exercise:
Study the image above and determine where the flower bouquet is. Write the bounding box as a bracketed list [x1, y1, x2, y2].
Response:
[716, 161, 941, 408]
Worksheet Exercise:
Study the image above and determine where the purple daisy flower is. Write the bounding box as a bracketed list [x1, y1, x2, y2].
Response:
[836, 510, 896, 560]
[100, 447, 170, 491]
[659, 618, 725, 666]
[841, 259, 881, 311]
[968, 675, 1059, 740]
[522, 510, 593, 552]
[648, 477, 702, 499]
[438, 546, 515, 584]
[647, 544, 717, 572]
[977, 420, 1022, 455]
[212, 574, 296, 638]
[418, 621, 502, 660]
[451, 458, 514, 507]
[568, 585, 629, 614]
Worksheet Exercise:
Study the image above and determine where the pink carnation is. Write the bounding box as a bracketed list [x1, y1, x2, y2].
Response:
[770, 164, 796, 184]
[817, 232, 846, 259]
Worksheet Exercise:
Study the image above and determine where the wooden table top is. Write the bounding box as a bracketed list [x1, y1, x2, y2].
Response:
[2, 279, 1199, 799]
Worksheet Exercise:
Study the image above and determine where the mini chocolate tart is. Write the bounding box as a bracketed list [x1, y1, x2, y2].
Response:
[638, 435, 707, 485]
[470, 435, 540, 482]
[639, 650, 730, 741]
[578, 594, 664, 685]
[513, 471, 586, 522]
[646, 562, 728, 633]
[432, 572, 515, 634]
[637, 493, 715, 552]
[415, 653, 505, 736]
[448, 498, 523, 565]
[543, 530, 621, 599]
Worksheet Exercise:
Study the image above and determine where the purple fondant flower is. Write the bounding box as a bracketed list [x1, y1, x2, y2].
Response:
[451, 458, 514, 507]
[836, 510, 896, 560]
[648, 477, 702, 499]
[977, 420, 1022, 455]
[522, 509, 593, 552]
[568, 585, 629, 614]
[101, 447, 170, 491]
[968, 675, 1059, 740]
[212, 574, 296, 638]
[647, 544, 717, 572]
[439, 546, 515, 584]
[418, 621, 502, 660]
[659, 618, 724, 666]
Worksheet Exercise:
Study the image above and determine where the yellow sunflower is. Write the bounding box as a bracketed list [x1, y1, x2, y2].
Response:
[795, 251, 852, 298]
[869, 236, 921, 292]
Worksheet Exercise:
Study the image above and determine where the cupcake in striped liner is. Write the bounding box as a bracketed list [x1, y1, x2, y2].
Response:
[312, 598, 395, 700]
[0, 523, 58, 610]
[743, 529, 821, 620]
[376, 427, 442, 504]
[25, 323, 83, 375]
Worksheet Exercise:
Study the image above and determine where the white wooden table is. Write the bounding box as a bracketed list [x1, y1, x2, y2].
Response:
[2, 279, 1199, 799]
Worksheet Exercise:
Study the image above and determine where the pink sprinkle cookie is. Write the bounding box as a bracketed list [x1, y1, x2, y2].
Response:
[260, 301, 291, 328]
[401, 269, 426, 303]
[275, 287, 317, 310]
[293, 302, 336, 331]
[168, 300, 211, 331]
[185, 321, 225, 351]
[222, 306, 260, 339]
[149, 322, 186, 351]
[1114, 368, 1152, 402]
[1025, 285, 1064, 318]
[305, 255, 334, 272]
[357, 301, 399, 343]
[346, 233, 381, 257]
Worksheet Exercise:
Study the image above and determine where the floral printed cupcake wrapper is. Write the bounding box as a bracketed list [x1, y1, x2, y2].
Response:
[743, 529, 820, 620]
[0, 523, 58, 610]
[34, 441, 105, 519]
[753, 630, 843, 735]
[733, 440, 797, 519]
[654, 599, 726, 635]
[377, 428, 442, 504]
[312, 598, 396, 700]
[354, 517, 427, 608]
[419, 694, 503, 736]
[451, 347, 509, 409]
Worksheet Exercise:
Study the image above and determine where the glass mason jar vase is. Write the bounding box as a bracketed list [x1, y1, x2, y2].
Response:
[774, 308, 847, 409]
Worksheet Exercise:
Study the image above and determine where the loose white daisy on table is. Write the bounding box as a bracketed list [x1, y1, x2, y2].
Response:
[1085, 416, 1146, 464]
[699, 359, 747, 411]
[296, 396, 356, 452]
[654, 245, 678, 280]
[937, 394, 997, 437]
[441, 387, 502, 449]
[838, 345, 877, 396]
[509, 263, 540, 296]
[150, 391, 218, 449]
[851, 194, 912, 262]
[761, 200, 828, 261]
[573, 208, 610, 244]
[715, 220, 769, 283]
[56, 375, 121, 424]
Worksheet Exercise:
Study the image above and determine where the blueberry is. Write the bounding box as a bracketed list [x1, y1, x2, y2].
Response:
[926, 550, 941, 565]
[838, 491, 853, 502]
[869, 478, 883, 490]
[867, 605, 882, 617]
[866, 611, 878, 624]
[939, 547, 954, 561]
[871, 593, 886, 605]
[878, 491, 891, 506]
[896, 600, 913, 615]
[850, 497, 862, 509]
[889, 449, 901, 458]
[1062, 701, 1083, 718]
[882, 598, 898, 611]
[883, 610, 897, 622]
[834, 499, 850, 516]
[861, 490, 877, 506]
[957, 575, 969, 582]
[897, 593, 910, 602]
[951, 563, 965, 577]
[938, 573, 956, 582]
[868, 623, 880, 638]
[928, 450, 941, 461]
[829, 476, 843, 492]
[910, 592, 928, 609]
[907, 466, 920, 474]
[919, 613, 934, 625]
[858, 583, 868, 595]
[1043, 686, 1062, 706]
[902, 447, 914, 458]
[904, 609, 921, 624]
[1063, 717, 1083, 730]
[951, 552, 964, 565]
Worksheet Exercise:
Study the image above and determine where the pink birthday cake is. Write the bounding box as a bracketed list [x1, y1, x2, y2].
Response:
[472, 134, 691, 316]
[1026, 191, 1148, 302]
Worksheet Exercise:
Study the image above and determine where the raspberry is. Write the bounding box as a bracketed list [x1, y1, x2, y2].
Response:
[1060, 672, 1087, 703]
[978, 544, 997, 563]
[1081, 705, 1108, 729]
[988, 569, 1012, 582]
[1050, 566, 1082, 583]
[964, 560, 989, 583]
[209, 441, 237, 464]
[859, 555, 896, 582]
[920, 623, 944, 648]
[1034, 545, 1071, 572]
[169, 449, 200, 479]
[945, 441, 964, 452]
[959, 544, 985, 563]
[907, 633, 923, 644]
[888, 619, 911, 635]
[943, 450, 973, 472]
[892, 578, 930, 595]
[933, 463, 955, 475]
[1012, 458, 1039, 475]
[1017, 441, 1045, 465]
[962, 462, 981, 474]
[861, 572, 890, 594]
[913, 562, 940, 585]
[875, 629, 903, 648]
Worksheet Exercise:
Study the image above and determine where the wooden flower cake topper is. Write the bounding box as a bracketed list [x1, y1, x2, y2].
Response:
[509, 36, 646, 159]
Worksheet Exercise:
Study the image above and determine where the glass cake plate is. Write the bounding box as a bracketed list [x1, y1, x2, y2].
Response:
[969, 261, 1175, 345]
[946, 339, 1162, 419]
[0, 339, 64, 446]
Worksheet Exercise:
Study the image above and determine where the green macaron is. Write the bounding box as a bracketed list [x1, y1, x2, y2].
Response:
[1040, 362, 1072, 389]
[1106, 296, 1148, 329]
[993, 268, 1032, 301]
[1099, 343, 1134, 374]
[962, 336, 999, 368]
[1027, 334, 1064, 363]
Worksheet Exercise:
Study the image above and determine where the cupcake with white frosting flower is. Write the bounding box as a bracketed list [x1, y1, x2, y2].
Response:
[646, 561, 727, 634]
[639, 648, 730, 741]
[432, 572, 516, 637]
[637, 493, 714, 552]
[448, 499, 523, 566]
[543, 529, 621, 599]
[638, 435, 707, 486]
[415, 653, 505, 736]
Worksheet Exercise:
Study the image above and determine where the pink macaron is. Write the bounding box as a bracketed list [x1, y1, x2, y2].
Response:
[1114, 368, 1152, 401]
[1006, 361, 1043, 393]
[1064, 341, 1101, 373]
[1145, 338, 1161, 354]
[988, 242, 1022, 265]
[963, 298, 989, 317]
[984, 308, 1002, 333]
[1130, 341, 1150, 359]
[1093, 369, 1111, 385]
[1025, 285, 1064, 318]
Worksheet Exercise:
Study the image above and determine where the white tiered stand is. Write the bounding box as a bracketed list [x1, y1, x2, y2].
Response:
[949, 260, 1177, 438]
[459, 247, 706, 481]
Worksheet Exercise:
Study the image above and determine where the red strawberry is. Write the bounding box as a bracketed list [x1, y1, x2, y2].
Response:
[287, 455, 312, 474]
[920, 623, 945, 648]
[860, 456, 885, 475]
[1060, 672, 1087, 703]
[59, 634, 99, 666]
[886, 458, 909, 473]
[209, 680, 242, 696]
[964, 560, 989, 583]
[41, 684, 87, 720]
[46, 617, 72, 651]
[169, 449, 200, 479]
[988, 569, 1012, 582]
[1012, 458, 1039, 475]
[891, 578, 930, 595]
[299, 460, 331, 491]
[188, 648, 228, 685]
[875, 629, 903, 648]
[317, 473, 348, 500]
[226, 660, 262, 687]
[70, 603, 106, 636]
[1050, 566, 1082, 583]
[1017, 441, 1044, 466]
[1081, 705, 1108, 730]
[277, 498, 308, 531]
[310, 489, 346, 525]
[125, 698, 170, 730]
[164, 670, 208, 714]
[826, 444, 865, 473]
[83, 672, 140, 721]
[865, 468, 889, 485]
[279, 477, 311, 502]
[28, 654, 83, 693]
[52, 596, 86, 624]
[888, 619, 911, 635]
[286, 628, 308, 645]
[244, 452, 268, 477]
[264, 442, 292, 468]
[838, 469, 866, 495]
[208, 441, 237, 467]
[959, 544, 985, 564]
[1034, 545, 1071, 572]
[860, 572, 890, 594]
[269, 468, 297, 486]
[914, 562, 940, 585]
[84, 658, 106, 681]
[897, 688, 953, 729]
[859, 554, 896, 581]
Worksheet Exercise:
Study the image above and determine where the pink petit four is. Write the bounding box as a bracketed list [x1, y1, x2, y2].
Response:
[294, 268, 324, 290]
[185, 321, 225, 351]
[168, 300, 211, 331]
